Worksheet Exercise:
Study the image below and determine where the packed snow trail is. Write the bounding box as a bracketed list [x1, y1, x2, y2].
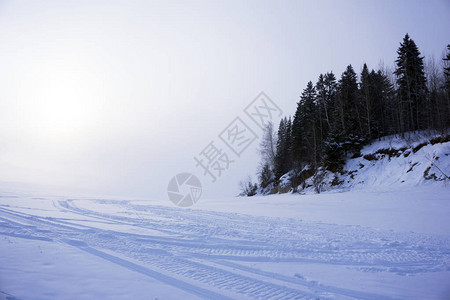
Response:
[0, 194, 449, 299]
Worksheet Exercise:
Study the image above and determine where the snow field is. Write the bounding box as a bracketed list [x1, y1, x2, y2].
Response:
[0, 187, 449, 299]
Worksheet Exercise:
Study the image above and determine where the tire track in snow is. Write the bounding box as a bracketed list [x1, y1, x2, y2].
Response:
[0, 206, 317, 299]
[59, 199, 450, 271]
[64, 240, 232, 300]
[209, 260, 396, 300]
[1, 198, 450, 299]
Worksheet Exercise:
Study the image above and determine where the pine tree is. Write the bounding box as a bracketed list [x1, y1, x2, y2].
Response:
[424, 56, 446, 131]
[358, 65, 394, 139]
[302, 82, 318, 166]
[292, 101, 303, 165]
[359, 63, 372, 138]
[394, 33, 427, 132]
[324, 72, 337, 128]
[316, 74, 326, 140]
[370, 69, 395, 137]
[274, 117, 292, 180]
[274, 118, 286, 180]
[258, 163, 273, 190]
[323, 131, 345, 172]
[335, 65, 362, 137]
[315, 72, 337, 141]
[292, 81, 318, 168]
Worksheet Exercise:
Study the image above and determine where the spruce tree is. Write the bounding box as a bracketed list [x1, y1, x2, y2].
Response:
[359, 63, 372, 138]
[292, 81, 318, 167]
[370, 70, 395, 137]
[315, 72, 336, 141]
[258, 163, 273, 190]
[335, 65, 362, 137]
[274, 117, 292, 180]
[394, 33, 427, 132]
[324, 72, 337, 128]
[316, 74, 326, 140]
[302, 82, 318, 166]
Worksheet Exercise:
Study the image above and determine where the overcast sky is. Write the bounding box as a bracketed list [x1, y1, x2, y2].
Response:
[0, 0, 449, 201]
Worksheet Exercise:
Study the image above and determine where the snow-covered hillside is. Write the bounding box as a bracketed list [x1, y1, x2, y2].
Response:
[1, 184, 449, 299]
[343, 133, 450, 189]
[280, 132, 450, 195]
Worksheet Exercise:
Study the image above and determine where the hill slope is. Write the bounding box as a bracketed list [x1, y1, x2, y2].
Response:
[278, 132, 450, 194]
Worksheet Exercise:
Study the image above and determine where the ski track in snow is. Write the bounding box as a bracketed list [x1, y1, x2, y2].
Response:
[0, 197, 449, 299]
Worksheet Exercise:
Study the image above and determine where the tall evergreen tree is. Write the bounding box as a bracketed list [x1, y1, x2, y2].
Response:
[292, 81, 318, 167]
[274, 117, 292, 180]
[359, 65, 392, 139]
[316, 74, 326, 140]
[302, 82, 319, 166]
[394, 33, 427, 132]
[258, 163, 273, 190]
[359, 63, 372, 138]
[371, 69, 395, 137]
[335, 65, 362, 137]
[315, 72, 337, 141]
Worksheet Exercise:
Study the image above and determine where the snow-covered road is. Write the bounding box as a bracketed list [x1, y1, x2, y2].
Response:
[0, 189, 449, 299]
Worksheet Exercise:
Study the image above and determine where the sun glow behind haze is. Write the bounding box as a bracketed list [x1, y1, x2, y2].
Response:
[18, 57, 103, 140]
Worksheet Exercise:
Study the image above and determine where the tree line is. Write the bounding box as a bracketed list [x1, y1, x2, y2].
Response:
[251, 34, 450, 194]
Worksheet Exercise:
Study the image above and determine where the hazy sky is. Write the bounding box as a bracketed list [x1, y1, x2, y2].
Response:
[0, 0, 449, 200]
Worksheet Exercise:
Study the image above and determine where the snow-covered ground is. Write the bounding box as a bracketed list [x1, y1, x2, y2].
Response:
[0, 185, 449, 299]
